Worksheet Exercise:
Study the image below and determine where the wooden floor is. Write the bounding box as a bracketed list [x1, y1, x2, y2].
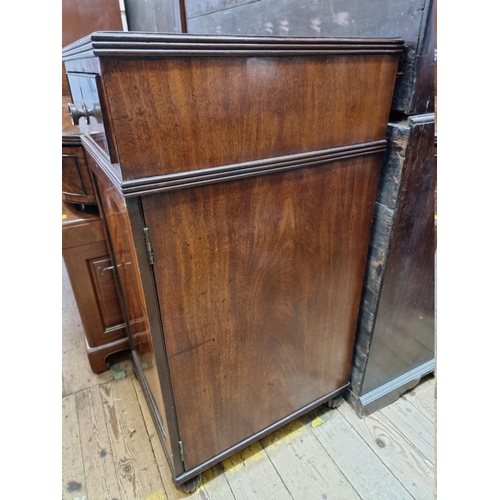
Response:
[63, 260, 436, 500]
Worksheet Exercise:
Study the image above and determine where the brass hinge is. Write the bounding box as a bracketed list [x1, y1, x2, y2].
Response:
[143, 227, 154, 265]
[178, 440, 185, 463]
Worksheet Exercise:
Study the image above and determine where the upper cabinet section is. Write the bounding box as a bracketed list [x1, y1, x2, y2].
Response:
[63, 32, 403, 182]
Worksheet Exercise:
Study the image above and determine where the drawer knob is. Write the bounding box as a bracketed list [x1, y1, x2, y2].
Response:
[67, 102, 90, 125]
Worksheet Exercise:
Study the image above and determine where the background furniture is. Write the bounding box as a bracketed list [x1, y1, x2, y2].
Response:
[62, 201, 128, 373]
[348, 114, 436, 416]
[62, 0, 129, 373]
[63, 33, 402, 490]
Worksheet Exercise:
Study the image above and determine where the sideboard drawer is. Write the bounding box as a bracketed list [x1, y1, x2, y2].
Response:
[67, 73, 111, 158]
[62, 144, 97, 205]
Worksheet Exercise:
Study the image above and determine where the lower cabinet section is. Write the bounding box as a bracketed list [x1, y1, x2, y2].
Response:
[85, 139, 384, 487]
[62, 201, 129, 373]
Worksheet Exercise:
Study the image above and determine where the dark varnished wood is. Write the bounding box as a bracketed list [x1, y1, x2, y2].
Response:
[62, 33, 402, 487]
[63, 34, 401, 181]
[85, 336, 130, 374]
[100, 54, 397, 180]
[120, 140, 387, 196]
[349, 114, 435, 415]
[62, 202, 128, 372]
[62, 147, 97, 204]
[141, 153, 383, 470]
[86, 151, 149, 352]
[174, 383, 349, 485]
[62, 32, 404, 58]
[361, 115, 435, 394]
[409, 0, 435, 114]
[184, 0, 432, 114]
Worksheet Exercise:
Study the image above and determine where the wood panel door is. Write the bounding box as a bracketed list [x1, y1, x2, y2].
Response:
[141, 154, 382, 470]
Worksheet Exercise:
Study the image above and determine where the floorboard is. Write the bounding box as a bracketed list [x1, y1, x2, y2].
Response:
[100, 378, 167, 500]
[62, 394, 88, 500]
[401, 376, 436, 423]
[338, 402, 435, 500]
[260, 417, 361, 500]
[379, 396, 435, 463]
[220, 441, 293, 500]
[307, 402, 416, 500]
[75, 385, 122, 500]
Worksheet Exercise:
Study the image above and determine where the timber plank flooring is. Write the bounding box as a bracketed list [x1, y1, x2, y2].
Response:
[62, 262, 436, 500]
[100, 378, 168, 500]
[75, 386, 122, 500]
[304, 407, 415, 500]
[378, 398, 435, 462]
[62, 394, 88, 500]
[260, 418, 362, 500]
[401, 375, 436, 423]
[338, 404, 435, 500]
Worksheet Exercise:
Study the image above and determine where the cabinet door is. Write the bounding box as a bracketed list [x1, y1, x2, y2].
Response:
[63, 242, 126, 347]
[89, 159, 180, 474]
[88, 256, 126, 335]
[141, 155, 382, 470]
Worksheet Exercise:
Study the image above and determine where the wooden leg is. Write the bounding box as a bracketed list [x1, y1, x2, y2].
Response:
[85, 337, 130, 374]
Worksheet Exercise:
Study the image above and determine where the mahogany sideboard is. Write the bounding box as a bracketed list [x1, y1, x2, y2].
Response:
[63, 32, 403, 492]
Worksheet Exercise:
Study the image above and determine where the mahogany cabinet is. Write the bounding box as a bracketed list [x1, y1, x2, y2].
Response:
[63, 32, 402, 491]
[62, 201, 129, 372]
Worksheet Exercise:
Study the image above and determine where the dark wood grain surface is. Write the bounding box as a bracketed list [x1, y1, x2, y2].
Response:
[99, 54, 398, 180]
[142, 154, 382, 470]
[409, 0, 435, 115]
[360, 115, 435, 395]
[63, 33, 403, 483]
[62, 146, 97, 205]
[185, 0, 432, 113]
[87, 153, 150, 351]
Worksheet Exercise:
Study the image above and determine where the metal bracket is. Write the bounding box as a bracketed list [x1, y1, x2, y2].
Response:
[143, 227, 154, 265]
[178, 441, 185, 463]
